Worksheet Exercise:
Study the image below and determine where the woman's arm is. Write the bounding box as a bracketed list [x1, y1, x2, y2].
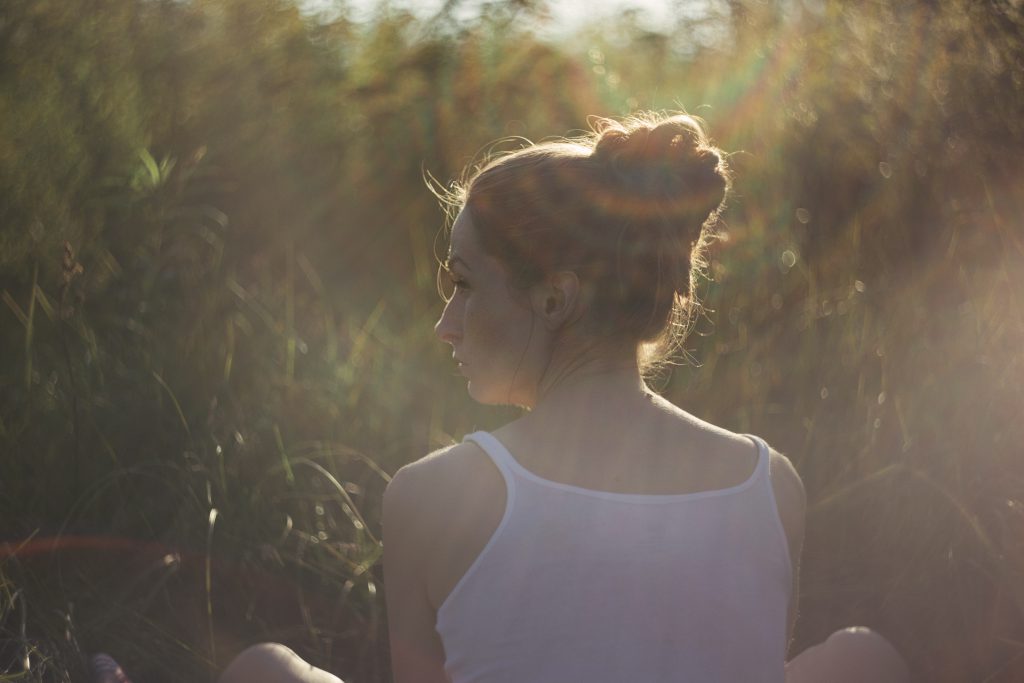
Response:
[383, 464, 451, 683]
[770, 450, 807, 653]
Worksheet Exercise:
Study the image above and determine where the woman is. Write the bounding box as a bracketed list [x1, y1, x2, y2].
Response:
[102, 113, 908, 683]
[384, 112, 805, 682]
[380, 113, 908, 683]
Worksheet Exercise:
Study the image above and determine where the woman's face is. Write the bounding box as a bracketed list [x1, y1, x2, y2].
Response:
[435, 211, 549, 406]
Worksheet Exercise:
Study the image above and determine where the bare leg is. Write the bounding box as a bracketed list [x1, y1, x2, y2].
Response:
[218, 643, 344, 683]
[785, 627, 909, 683]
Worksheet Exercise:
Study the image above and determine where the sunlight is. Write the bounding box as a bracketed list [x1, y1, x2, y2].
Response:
[301, 0, 686, 31]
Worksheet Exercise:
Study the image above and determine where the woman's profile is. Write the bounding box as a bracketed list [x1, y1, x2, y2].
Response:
[97, 113, 910, 683]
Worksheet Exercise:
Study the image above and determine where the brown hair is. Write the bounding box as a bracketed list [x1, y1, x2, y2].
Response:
[442, 112, 730, 369]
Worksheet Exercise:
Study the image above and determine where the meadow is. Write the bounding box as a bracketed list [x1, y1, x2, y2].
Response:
[1, 0, 1023, 680]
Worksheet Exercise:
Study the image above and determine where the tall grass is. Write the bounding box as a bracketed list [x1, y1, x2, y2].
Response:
[1, 0, 1023, 680]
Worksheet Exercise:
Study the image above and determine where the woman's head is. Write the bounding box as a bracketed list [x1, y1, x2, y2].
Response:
[436, 113, 731, 402]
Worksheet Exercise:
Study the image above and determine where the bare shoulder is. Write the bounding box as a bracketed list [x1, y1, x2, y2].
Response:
[767, 447, 805, 510]
[664, 403, 806, 528]
[386, 441, 496, 514]
[765, 445, 806, 558]
[387, 440, 490, 492]
[384, 440, 505, 541]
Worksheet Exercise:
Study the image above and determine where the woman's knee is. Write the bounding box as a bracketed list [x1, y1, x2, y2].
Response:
[787, 627, 909, 683]
[219, 643, 344, 683]
[826, 626, 908, 677]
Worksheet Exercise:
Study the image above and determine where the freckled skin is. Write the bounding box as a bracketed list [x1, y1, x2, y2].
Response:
[435, 211, 549, 407]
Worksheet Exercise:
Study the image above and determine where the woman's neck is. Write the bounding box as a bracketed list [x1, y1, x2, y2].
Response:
[529, 343, 651, 415]
[508, 349, 670, 471]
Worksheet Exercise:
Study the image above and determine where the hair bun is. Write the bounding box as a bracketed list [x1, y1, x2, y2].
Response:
[591, 114, 729, 227]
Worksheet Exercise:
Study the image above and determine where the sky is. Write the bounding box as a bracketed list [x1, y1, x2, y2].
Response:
[299, 0, 684, 33]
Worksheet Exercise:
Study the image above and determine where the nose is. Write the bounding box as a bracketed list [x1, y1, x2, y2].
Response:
[434, 298, 461, 346]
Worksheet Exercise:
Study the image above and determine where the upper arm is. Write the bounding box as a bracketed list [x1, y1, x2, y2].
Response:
[769, 449, 806, 654]
[383, 462, 451, 683]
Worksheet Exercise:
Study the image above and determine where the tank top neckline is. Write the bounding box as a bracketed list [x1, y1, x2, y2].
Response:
[464, 430, 769, 504]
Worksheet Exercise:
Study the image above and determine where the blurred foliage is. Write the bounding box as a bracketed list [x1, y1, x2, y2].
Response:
[1, 0, 1023, 680]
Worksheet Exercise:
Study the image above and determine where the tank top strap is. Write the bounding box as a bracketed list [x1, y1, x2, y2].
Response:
[744, 433, 771, 481]
[463, 430, 519, 486]
[744, 433, 794, 578]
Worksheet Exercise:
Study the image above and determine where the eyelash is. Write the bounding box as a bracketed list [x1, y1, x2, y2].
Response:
[442, 268, 470, 298]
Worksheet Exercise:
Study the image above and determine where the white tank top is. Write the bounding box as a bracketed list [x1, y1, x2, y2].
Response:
[435, 431, 792, 683]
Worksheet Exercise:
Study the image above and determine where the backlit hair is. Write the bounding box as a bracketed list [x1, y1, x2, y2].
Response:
[441, 112, 731, 370]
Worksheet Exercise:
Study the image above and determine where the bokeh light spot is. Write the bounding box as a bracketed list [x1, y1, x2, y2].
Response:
[780, 249, 797, 269]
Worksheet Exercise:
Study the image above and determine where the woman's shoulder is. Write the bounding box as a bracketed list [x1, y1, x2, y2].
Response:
[384, 439, 505, 532]
[388, 439, 496, 489]
[384, 439, 509, 609]
[684, 416, 807, 559]
[682, 417, 806, 561]
[661, 403, 805, 506]
[666, 402, 801, 470]
[764, 443, 805, 554]
[764, 444, 804, 503]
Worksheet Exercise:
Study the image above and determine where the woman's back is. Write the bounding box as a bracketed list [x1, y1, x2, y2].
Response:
[436, 423, 793, 683]
[384, 388, 805, 682]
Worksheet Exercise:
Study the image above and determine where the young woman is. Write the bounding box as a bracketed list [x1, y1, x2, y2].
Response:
[380, 113, 909, 683]
[101, 113, 907, 683]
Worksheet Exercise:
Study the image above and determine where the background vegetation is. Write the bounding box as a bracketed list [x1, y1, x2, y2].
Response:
[2, 0, 1023, 680]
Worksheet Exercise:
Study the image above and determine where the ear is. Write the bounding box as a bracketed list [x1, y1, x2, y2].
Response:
[530, 271, 581, 331]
